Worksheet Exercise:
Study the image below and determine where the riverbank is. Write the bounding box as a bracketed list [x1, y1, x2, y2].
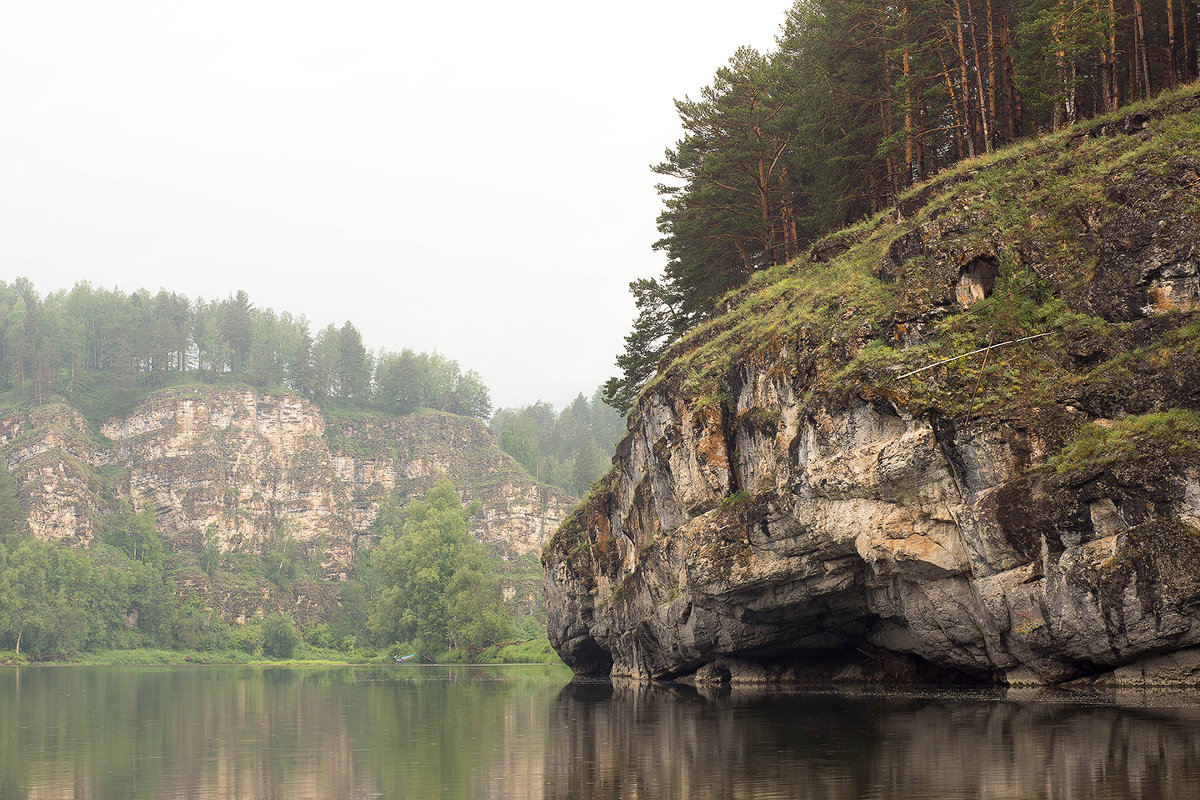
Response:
[0, 635, 562, 667]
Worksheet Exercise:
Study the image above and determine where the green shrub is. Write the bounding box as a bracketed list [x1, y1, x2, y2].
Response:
[303, 622, 334, 649]
[261, 614, 300, 659]
[233, 622, 264, 656]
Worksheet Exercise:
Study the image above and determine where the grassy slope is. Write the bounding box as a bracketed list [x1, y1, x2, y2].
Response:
[647, 82, 1200, 465]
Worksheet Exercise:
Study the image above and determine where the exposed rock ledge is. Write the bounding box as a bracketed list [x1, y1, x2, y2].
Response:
[545, 91, 1200, 687]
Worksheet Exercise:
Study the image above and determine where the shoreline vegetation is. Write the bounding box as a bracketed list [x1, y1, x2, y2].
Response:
[0, 635, 563, 668]
[0, 471, 560, 669]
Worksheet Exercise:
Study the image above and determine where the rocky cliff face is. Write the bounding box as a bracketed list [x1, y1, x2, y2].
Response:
[545, 89, 1200, 686]
[1, 404, 99, 547]
[100, 390, 354, 568]
[325, 412, 572, 560]
[2, 387, 570, 583]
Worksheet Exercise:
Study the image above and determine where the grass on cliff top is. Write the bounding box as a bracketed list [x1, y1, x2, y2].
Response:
[0, 379, 300, 432]
[11, 449, 102, 494]
[652, 240, 899, 406]
[66, 376, 290, 427]
[319, 403, 432, 424]
[642, 81, 1200, 415]
[1046, 409, 1200, 477]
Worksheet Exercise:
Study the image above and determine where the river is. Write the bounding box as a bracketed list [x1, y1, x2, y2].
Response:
[2, 665, 1199, 798]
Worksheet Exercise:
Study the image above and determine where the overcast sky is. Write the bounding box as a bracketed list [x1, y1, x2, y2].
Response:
[1, 0, 794, 412]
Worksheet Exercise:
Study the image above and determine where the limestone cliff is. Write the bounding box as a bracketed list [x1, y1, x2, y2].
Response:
[325, 412, 572, 560]
[545, 88, 1200, 686]
[2, 387, 570, 589]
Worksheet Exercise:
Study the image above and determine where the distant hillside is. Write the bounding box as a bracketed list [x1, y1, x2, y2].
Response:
[2, 385, 571, 630]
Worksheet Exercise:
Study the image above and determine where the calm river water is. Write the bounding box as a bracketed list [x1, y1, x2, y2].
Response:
[2, 665, 1200, 799]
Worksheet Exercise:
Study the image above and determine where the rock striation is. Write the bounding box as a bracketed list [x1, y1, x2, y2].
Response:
[545, 89, 1200, 686]
[2, 387, 570, 582]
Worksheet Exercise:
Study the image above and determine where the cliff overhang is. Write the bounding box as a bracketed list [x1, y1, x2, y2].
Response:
[545, 86, 1200, 688]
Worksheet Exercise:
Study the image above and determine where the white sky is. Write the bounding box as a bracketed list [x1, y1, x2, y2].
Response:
[0, 0, 794, 412]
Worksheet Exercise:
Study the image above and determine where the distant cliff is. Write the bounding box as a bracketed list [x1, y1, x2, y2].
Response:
[2, 386, 570, 621]
[545, 88, 1200, 687]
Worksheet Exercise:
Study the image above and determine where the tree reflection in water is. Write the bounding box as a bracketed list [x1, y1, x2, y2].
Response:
[2, 666, 1199, 799]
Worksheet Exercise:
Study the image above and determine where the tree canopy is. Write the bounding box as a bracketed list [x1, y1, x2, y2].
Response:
[606, 0, 1200, 411]
[0, 509, 178, 658]
[491, 390, 626, 497]
[366, 478, 513, 656]
[0, 279, 492, 421]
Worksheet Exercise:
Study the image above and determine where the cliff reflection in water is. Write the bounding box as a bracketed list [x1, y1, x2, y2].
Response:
[3, 666, 1200, 799]
[546, 682, 1200, 800]
[0, 665, 560, 800]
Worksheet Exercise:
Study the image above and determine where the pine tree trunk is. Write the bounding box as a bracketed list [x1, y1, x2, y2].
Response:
[952, 0, 977, 156]
[757, 154, 774, 264]
[733, 241, 753, 274]
[967, 0, 992, 151]
[1167, 0, 1178, 86]
[882, 35, 900, 197]
[780, 164, 797, 262]
[940, 50, 967, 159]
[999, 13, 1021, 139]
[917, 102, 928, 178]
[1096, 0, 1115, 112]
[1130, 28, 1138, 101]
[1051, 1, 1068, 131]
[1184, 0, 1194, 81]
[902, 3, 915, 185]
[1135, 0, 1152, 99]
[1107, 0, 1120, 109]
[1068, 59, 1077, 124]
[985, 0, 998, 140]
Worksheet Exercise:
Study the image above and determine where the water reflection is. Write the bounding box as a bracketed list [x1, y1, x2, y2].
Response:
[0, 665, 566, 800]
[546, 683, 1200, 800]
[1, 666, 1199, 799]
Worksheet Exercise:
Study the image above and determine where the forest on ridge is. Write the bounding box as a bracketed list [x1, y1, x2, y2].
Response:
[0, 280, 492, 422]
[492, 393, 626, 499]
[606, 0, 1199, 409]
